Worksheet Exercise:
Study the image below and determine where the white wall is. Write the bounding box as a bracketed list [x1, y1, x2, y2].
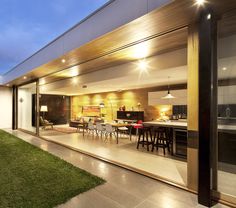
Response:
[218, 85, 236, 105]
[0, 87, 12, 128]
[148, 89, 187, 105]
[18, 88, 35, 132]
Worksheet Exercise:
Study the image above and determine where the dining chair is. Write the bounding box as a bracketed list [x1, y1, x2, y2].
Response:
[96, 122, 105, 138]
[118, 124, 129, 139]
[87, 121, 96, 135]
[104, 124, 116, 139]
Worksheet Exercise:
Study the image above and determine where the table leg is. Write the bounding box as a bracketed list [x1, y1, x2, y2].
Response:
[83, 124, 85, 137]
[129, 126, 132, 141]
[116, 127, 119, 144]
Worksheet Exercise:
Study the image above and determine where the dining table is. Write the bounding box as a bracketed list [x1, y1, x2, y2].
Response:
[102, 123, 132, 144]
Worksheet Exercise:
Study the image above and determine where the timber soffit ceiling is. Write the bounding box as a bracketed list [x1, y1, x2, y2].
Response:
[4, 0, 236, 86]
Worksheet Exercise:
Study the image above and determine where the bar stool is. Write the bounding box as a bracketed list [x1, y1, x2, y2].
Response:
[133, 120, 143, 138]
[137, 126, 153, 151]
[152, 127, 169, 155]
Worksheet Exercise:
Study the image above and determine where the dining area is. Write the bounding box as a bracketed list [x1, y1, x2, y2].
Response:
[68, 113, 188, 160]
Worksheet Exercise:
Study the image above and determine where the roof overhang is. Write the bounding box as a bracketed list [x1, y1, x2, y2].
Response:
[2, 0, 236, 86]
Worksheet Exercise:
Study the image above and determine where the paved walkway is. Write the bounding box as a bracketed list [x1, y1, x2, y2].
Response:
[6, 130, 229, 208]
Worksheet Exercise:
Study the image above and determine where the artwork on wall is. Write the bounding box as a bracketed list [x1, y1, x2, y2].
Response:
[82, 106, 101, 117]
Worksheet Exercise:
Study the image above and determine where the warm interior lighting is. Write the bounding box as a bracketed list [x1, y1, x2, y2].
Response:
[161, 76, 175, 99]
[40, 78, 46, 85]
[138, 59, 148, 71]
[72, 77, 78, 84]
[70, 67, 79, 77]
[222, 67, 227, 71]
[40, 105, 48, 112]
[23, 76, 27, 80]
[196, 0, 206, 6]
[162, 93, 175, 99]
[99, 102, 105, 108]
[6, 84, 10, 87]
[40, 105, 48, 120]
[132, 42, 149, 59]
[207, 13, 211, 20]
[61, 59, 66, 63]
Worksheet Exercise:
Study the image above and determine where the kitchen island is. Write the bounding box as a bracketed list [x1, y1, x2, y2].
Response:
[143, 120, 187, 158]
[143, 120, 236, 165]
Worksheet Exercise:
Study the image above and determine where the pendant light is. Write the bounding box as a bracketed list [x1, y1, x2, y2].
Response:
[162, 76, 175, 99]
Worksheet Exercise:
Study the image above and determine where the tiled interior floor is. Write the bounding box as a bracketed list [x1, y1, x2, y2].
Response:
[40, 127, 188, 186]
[5, 129, 229, 208]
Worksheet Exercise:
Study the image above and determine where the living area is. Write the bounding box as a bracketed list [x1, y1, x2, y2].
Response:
[27, 47, 188, 187]
[38, 87, 188, 187]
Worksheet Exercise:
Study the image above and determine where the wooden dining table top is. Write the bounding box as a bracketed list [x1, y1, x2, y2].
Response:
[102, 123, 131, 127]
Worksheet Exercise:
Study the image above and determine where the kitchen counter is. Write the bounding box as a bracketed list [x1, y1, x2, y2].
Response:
[143, 121, 236, 132]
[144, 120, 236, 164]
[143, 121, 187, 129]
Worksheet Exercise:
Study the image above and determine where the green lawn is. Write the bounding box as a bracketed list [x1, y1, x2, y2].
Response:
[0, 130, 105, 208]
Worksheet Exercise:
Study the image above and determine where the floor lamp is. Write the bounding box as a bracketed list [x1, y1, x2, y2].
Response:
[40, 105, 48, 120]
[99, 100, 114, 121]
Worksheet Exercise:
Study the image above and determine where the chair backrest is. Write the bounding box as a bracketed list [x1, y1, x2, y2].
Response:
[105, 124, 113, 133]
[96, 123, 103, 131]
[88, 122, 94, 130]
[40, 116, 45, 125]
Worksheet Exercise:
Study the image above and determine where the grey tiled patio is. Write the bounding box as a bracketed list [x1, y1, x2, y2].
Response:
[6, 130, 229, 208]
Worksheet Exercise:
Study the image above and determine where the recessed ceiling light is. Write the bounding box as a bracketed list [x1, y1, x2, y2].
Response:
[207, 14, 211, 20]
[23, 76, 27, 80]
[222, 67, 227, 71]
[70, 67, 79, 77]
[138, 59, 148, 71]
[133, 43, 149, 59]
[61, 59, 66, 63]
[6, 84, 10, 87]
[196, 0, 206, 6]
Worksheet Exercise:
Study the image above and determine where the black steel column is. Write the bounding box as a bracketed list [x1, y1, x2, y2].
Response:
[198, 7, 217, 207]
[12, 85, 18, 130]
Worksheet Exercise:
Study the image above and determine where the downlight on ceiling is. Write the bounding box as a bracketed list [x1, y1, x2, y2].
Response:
[207, 13, 211, 20]
[195, 0, 206, 6]
[61, 59, 66, 63]
[138, 59, 148, 71]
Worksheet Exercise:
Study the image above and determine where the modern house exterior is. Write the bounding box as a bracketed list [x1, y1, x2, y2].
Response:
[1, 0, 236, 207]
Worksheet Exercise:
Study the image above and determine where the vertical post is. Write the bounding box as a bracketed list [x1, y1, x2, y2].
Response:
[187, 24, 199, 192]
[12, 85, 18, 130]
[198, 7, 217, 207]
[36, 80, 40, 136]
